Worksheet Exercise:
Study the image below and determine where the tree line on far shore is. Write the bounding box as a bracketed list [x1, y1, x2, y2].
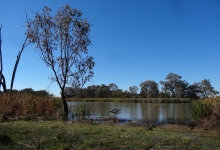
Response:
[0, 88, 51, 97]
[65, 73, 219, 100]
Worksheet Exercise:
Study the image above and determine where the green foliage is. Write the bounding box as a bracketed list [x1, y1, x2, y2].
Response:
[70, 102, 88, 117]
[192, 98, 220, 120]
[140, 80, 159, 98]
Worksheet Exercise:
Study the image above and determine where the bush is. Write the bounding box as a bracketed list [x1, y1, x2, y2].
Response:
[192, 98, 220, 129]
[0, 93, 63, 120]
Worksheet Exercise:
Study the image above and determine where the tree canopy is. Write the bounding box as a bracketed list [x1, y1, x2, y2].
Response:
[26, 5, 95, 119]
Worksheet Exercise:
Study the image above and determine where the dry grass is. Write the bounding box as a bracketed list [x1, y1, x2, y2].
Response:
[192, 98, 220, 130]
[0, 93, 63, 121]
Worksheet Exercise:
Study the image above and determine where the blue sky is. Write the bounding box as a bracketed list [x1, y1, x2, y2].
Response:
[0, 0, 220, 96]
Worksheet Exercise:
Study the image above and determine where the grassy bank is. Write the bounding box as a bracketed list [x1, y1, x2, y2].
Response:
[67, 98, 192, 103]
[0, 121, 220, 149]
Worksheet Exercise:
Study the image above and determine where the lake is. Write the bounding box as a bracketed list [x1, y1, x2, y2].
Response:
[67, 102, 192, 123]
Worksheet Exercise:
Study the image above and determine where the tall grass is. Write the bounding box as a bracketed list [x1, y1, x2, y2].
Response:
[0, 93, 63, 121]
[192, 98, 220, 129]
[67, 98, 192, 103]
[69, 102, 89, 120]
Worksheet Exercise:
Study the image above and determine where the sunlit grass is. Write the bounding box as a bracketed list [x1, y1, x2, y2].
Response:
[0, 121, 219, 149]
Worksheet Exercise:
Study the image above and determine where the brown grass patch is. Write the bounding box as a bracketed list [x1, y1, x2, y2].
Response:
[0, 93, 63, 121]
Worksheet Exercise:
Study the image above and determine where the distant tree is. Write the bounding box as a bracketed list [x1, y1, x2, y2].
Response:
[109, 83, 118, 91]
[86, 85, 98, 98]
[26, 5, 95, 120]
[34, 90, 50, 97]
[123, 90, 132, 98]
[96, 84, 110, 98]
[186, 84, 200, 99]
[194, 79, 219, 98]
[20, 88, 34, 94]
[109, 83, 118, 98]
[140, 80, 159, 98]
[114, 89, 124, 98]
[174, 80, 188, 98]
[158, 92, 170, 98]
[129, 86, 138, 98]
[160, 73, 188, 98]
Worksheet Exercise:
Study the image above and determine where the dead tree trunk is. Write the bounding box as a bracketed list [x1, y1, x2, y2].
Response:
[10, 37, 27, 95]
[0, 25, 7, 93]
[61, 90, 68, 120]
[0, 25, 28, 95]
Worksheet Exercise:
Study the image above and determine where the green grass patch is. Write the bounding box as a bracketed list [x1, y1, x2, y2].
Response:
[0, 121, 219, 149]
[67, 98, 192, 103]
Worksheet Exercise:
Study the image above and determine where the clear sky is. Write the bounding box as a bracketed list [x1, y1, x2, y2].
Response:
[0, 0, 220, 96]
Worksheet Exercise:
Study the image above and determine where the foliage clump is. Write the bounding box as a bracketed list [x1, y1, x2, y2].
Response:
[192, 98, 220, 129]
[0, 93, 63, 121]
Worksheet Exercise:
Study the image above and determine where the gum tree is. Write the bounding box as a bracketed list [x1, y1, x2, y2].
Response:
[194, 79, 219, 98]
[26, 5, 95, 120]
[140, 80, 159, 98]
[160, 73, 188, 98]
[129, 86, 138, 98]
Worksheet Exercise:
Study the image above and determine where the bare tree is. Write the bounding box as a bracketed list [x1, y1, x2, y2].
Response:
[26, 5, 95, 120]
[10, 38, 28, 95]
[0, 25, 27, 94]
[0, 25, 7, 92]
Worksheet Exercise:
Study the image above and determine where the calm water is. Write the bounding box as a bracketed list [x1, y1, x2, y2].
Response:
[67, 102, 192, 123]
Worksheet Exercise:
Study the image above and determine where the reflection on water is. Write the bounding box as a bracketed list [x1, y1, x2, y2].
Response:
[67, 102, 192, 122]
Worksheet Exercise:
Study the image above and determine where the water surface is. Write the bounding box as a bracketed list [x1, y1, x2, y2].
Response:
[67, 102, 192, 123]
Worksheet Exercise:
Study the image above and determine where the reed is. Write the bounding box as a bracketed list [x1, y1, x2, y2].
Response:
[0, 93, 63, 121]
[69, 102, 89, 119]
[192, 98, 219, 119]
[192, 98, 220, 129]
[67, 98, 192, 103]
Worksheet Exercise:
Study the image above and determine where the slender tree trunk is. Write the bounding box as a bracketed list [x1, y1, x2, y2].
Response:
[10, 37, 27, 96]
[0, 25, 7, 93]
[61, 90, 68, 120]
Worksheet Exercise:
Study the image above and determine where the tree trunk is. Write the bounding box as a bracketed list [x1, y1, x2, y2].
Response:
[10, 38, 27, 96]
[61, 90, 68, 120]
